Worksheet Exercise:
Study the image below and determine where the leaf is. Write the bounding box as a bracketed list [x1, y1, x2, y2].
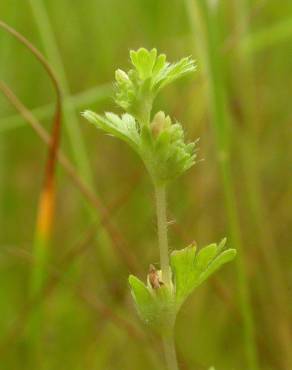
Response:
[170, 244, 197, 305]
[171, 239, 236, 308]
[154, 56, 197, 92]
[130, 48, 157, 80]
[82, 110, 140, 152]
[114, 48, 196, 122]
[152, 53, 167, 77]
[129, 239, 236, 328]
[128, 275, 156, 325]
[142, 112, 198, 185]
[197, 249, 237, 286]
[128, 274, 175, 331]
[218, 237, 227, 252]
[83, 49, 198, 186]
[196, 243, 218, 268]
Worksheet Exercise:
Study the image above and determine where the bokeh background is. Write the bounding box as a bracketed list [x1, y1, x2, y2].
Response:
[0, 1, 291, 370]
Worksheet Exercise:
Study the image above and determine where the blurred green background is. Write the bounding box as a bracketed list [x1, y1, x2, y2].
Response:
[0, 1, 291, 369]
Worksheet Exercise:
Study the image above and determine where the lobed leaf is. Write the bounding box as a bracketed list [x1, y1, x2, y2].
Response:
[128, 274, 175, 331]
[128, 239, 236, 328]
[154, 56, 197, 92]
[114, 48, 196, 122]
[82, 110, 140, 152]
[83, 49, 198, 186]
[141, 112, 198, 185]
[128, 275, 156, 325]
[170, 244, 197, 305]
[171, 239, 236, 308]
[197, 249, 237, 286]
[130, 48, 157, 80]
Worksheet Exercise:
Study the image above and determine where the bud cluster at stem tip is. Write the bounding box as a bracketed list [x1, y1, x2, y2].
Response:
[82, 48, 198, 186]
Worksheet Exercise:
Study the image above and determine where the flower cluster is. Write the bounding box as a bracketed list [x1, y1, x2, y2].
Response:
[83, 48, 198, 186]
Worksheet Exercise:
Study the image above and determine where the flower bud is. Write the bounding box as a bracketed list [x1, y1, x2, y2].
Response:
[150, 111, 171, 137]
[115, 69, 130, 84]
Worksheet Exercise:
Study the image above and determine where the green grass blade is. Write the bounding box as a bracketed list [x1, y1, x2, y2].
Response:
[184, 1, 260, 369]
[0, 83, 112, 133]
[28, 0, 93, 186]
[233, 3, 292, 368]
[242, 17, 292, 53]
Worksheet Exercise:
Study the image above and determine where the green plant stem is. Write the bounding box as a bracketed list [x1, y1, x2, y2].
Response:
[139, 98, 152, 126]
[155, 185, 171, 286]
[162, 333, 179, 370]
[154, 185, 178, 370]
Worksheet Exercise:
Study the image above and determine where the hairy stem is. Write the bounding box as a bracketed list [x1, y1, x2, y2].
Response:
[155, 185, 171, 286]
[163, 333, 179, 370]
[155, 185, 178, 369]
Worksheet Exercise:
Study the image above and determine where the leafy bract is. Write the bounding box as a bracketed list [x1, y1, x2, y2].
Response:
[129, 239, 236, 327]
[83, 48, 197, 186]
[128, 48, 196, 92]
[171, 239, 236, 308]
[141, 112, 198, 185]
[83, 110, 198, 186]
[115, 48, 196, 123]
[82, 111, 140, 152]
[128, 275, 156, 324]
[128, 274, 175, 332]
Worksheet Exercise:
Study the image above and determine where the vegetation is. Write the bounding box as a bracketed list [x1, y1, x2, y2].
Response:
[84, 48, 236, 370]
[0, 1, 291, 370]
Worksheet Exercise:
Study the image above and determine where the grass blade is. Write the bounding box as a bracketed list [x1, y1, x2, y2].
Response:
[28, 0, 94, 187]
[0, 83, 112, 133]
[0, 19, 62, 367]
[184, 1, 260, 368]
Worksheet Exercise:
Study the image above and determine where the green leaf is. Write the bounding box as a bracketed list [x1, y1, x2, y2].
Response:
[130, 48, 157, 80]
[197, 249, 237, 286]
[152, 53, 167, 76]
[128, 274, 176, 332]
[82, 110, 140, 152]
[128, 275, 156, 325]
[171, 239, 236, 308]
[170, 244, 197, 305]
[83, 49, 198, 186]
[196, 243, 218, 268]
[128, 239, 236, 329]
[83, 109, 198, 186]
[154, 56, 197, 92]
[115, 48, 196, 123]
[142, 112, 198, 185]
